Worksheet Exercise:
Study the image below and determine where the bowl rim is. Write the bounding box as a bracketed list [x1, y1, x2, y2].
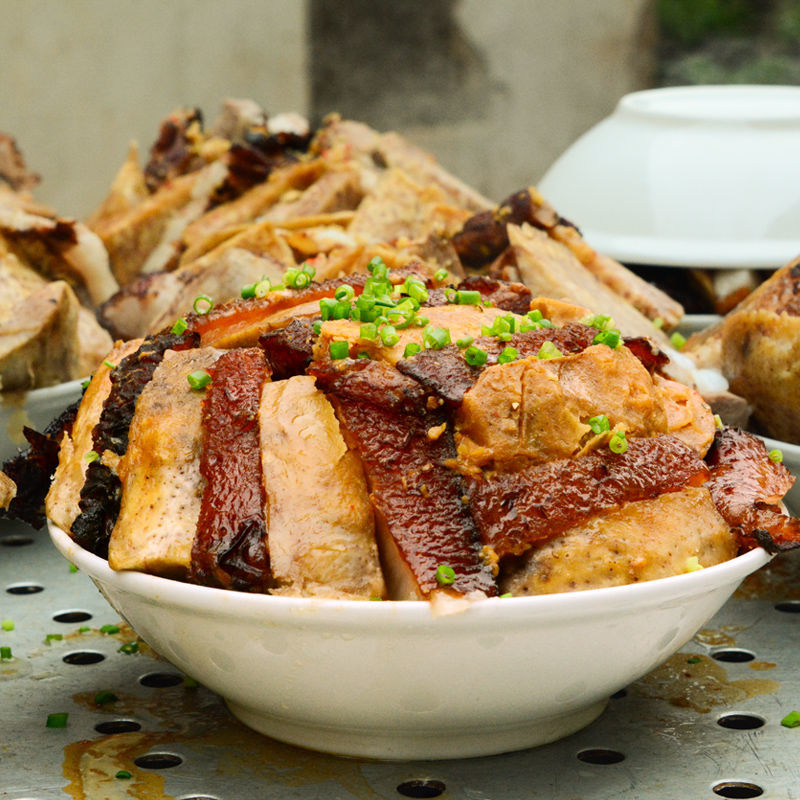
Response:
[48, 521, 772, 625]
[758, 434, 800, 462]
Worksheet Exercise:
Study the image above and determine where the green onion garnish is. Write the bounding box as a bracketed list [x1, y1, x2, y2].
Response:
[1, 619, 14, 631]
[433, 268, 449, 282]
[593, 329, 621, 349]
[0, 646, 12, 660]
[781, 710, 800, 728]
[312, 321, 322, 335]
[423, 326, 451, 350]
[359, 322, 378, 341]
[170, 317, 188, 335]
[537, 341, 563, 360]
[687, 656, 702, 664]
[330, 340, 350, 360]
[81, 378, 91, 390]
[335, 284, 356, 302]
[653, 317, 664, 329]
[119, 642, 139, 655]
[192, 294, 213, 315]
[499, 592, 513, 599]
[94, 691, 118, 705]
[464, 345, 488, 366]
[670, 331, 686, 351]
[183, 676, 200, 688]
[79, 625, 90, 633]
[588, 414, 611, 434]
[100, 624, 120, 635]
[45, 633, 63, 645]
[714, 414, 723, 429]
[582, 313, 613, 331]
[769, 449, 784, 464]
[609, 430, 628, 454]
[46, 713, 68, 728]
[240, 282, 257, 299]
[497, 346, 519, 364]
[380, 325, 400, 347]
[187, 370, 212, 391]
[254, 279, 273, 298]
[115, 770, 132, 780]
[103, 360, 116, 370]
[85, 450, 100, 463]
[455, 289, 481, 305]
[435, 564, 456, 586]
[455, 336, 474, 349]
[403, 342, 422, 359]
[69, 564, 78, 573]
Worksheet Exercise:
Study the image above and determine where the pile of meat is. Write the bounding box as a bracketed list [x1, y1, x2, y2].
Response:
[38, 262, 800, 603]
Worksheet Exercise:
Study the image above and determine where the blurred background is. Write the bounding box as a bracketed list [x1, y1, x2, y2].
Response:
[2, 0, 797, 218]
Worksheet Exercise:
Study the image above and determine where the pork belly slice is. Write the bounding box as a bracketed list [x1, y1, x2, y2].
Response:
[470, 435, 710, 559]
[191, 348, 271, 591]
[70, 331, 199, 557]
[46, 338, 143, 534]
[258, 375, 385, 599]
[705, 427, 800, 553]
[108, 346, 222, 576]
[501, 486, 735, 595]
[310, 358, 496, 600]
[259, 317, 316, 380]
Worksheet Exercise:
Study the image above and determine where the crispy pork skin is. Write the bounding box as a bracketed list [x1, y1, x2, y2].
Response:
[46, 339, 142, 533]
[501, 486, 735, 595]
[191, 348, 271, 591]
[653, 375, 716, 456]
[259, 375, 385, 599]
[109, 347, 222, 576]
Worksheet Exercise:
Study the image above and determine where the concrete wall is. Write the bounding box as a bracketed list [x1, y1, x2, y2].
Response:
[0, 0, 653, 219]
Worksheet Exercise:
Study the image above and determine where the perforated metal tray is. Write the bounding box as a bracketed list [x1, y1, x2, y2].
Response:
[2, 517, 799, 800]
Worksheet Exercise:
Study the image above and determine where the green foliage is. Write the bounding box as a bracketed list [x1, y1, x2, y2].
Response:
[658, 0, 757, 47]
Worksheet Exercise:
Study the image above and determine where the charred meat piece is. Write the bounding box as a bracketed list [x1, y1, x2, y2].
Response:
[705, 427, 800, 553]
[456, 274, 532, 314]
[469, 435, 710, 558]
[311, 358, 496, 599]
[144, 107, 206, 192]
[192, 348, 272, 590]
[259, 317, 317, 380]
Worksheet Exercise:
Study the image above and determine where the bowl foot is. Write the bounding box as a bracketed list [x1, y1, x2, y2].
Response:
[224, 698, 608, 760]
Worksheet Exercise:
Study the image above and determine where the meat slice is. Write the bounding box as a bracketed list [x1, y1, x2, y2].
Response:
[311, 358, 496, 600]
[191, 349, 271, 590]
[108, 346, 222, 576]
[469, 435, 710, 559]
[259, 317, 316, 379]
[705, 427, 800, 553]
[502, 486, 735, 595]
[456, 274, 533, 314]
[258, 375, 385, 599]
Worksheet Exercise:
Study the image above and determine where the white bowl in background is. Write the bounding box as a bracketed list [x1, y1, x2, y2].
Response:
[0, 380, 84, 464]
[49, 522, 770, 760]
[538, 85, 800, 269]
[759, 435, 800, 516]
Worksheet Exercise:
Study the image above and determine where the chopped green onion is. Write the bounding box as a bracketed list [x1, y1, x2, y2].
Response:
[433, 268, 449, 282]
[115, 770, 132, 780]
[100, 624, 120, 635]
[46, 713, 68, 728]
[464, 345, 488, 366]
[0, 646, 12, 660]
[455, 336, 474, 349]
[499, 592, 513, 599]
[94, 691, 118, 705]
[183, 676, 200, 688]
[455, 289, 482, 305]
[593, 329, 621, 349]
[581, 313, 613, 331]
[588, 414, 611, 434]
[355, 352, 370, 360]
[528, 309, 543, 322]
[369, 596, 383, 601]
[423, 326, 451, 350]
[79, 625, 91, 633]
[329, 340, 350, 360]
[403, 342, 422, 359]
[85, 450, 99, 463]
[435, 564, 456, 586]
[670, 332, 687, 351]
[335, 284, 356, 302]
[769, 449, 784, 464]
[119, 642, 139, 655]
[312, 320, 322, 335]
[686, 655, 702, 664]
[81, 377, 91, 390]
[653, 317, 664, 329]
[187, 370, 212, 391]
[319, 297, 337, 320]
[403, 277, 429, 303]
[1, 619, 14, 631]
[497, 346, 519, 364]
[380, 325, 400, 347]
[103, 360, 116, 370]
[537, 341, 563, 360]
[44, 633, 63, 645]
[240, 282, 257, 299]
[69, 564, 78, 573]
[171, 317, 188, 335]
[359, 322, 378, 341]
[192, 294, 213, 315]
[714, 414, 723, 429]
[781, 710, 800, 728]
[368, 256, 389, 278]
[609, 430, 628, 454]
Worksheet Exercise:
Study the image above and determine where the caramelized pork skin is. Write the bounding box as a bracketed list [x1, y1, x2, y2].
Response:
[192, 348, 272, 590]
[705, 427, 800, 553]
[310, 358, 496, 599]
[469, 435, 710, 559]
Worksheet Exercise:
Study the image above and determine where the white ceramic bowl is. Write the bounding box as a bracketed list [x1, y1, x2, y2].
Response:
[0, 380, 84, 464]
[49, 522, 770, 760]
[538, 85, 800, 269]
[759, 435, 800, 516]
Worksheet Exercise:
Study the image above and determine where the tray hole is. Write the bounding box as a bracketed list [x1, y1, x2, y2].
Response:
[178, 796, 220, 800]
[712, 649, 755, 663]
[0, 535, 34, 547]
[63, 651, 105, 665]
[95, 720, 142, 734]
[775, 600, 800, 613]
[717, 713, 765, 730]
[134, 753, 183, 770]
[610, 689, 627, 699]
[53, 610, 92, 624]
[139, 672, 184, 688]
[577, 748, 625, 764]
[6, 583, 43, 595]
[396, 780, 447, 798]
[712, 781, 763, 798]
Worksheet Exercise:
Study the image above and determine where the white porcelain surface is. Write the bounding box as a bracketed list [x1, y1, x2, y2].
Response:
[759, 435, 800, 516]
[49, 522, 770, 760]
[0, 380, 84, 464]
[539, 85, 800, 269]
